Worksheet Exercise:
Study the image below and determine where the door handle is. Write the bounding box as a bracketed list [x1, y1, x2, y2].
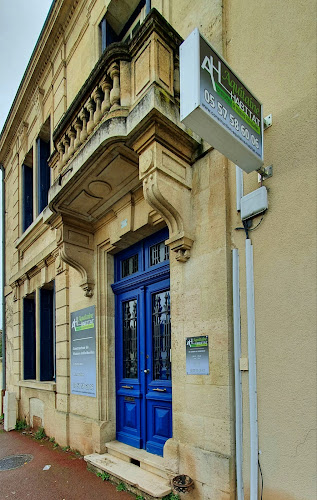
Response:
[153, 388, 166, 392]
[122, 385, 133, 389]
[144, 369, 150, 374]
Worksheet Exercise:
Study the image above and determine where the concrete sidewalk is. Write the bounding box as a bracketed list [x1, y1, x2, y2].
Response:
[0, 423, 132, 500]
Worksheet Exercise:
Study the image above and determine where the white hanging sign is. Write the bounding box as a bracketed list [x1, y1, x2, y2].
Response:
[180, 29, 263, 173]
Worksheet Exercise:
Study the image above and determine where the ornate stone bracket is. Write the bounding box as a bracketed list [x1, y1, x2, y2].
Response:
[139, 141, 194, 262]
[10, 282, 19, 302]
[55, 218, 95, 297]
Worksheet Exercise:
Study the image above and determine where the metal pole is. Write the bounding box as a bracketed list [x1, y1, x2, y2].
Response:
[236, 166, 244, 212]
[245, 239, 258, 499]
[232, 249, 244, 500]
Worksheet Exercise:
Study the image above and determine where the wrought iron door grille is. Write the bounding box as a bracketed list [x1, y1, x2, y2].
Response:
[150, 241, 169, 266]
[152, 290, 171, 380]
[123, 299, 138, 378]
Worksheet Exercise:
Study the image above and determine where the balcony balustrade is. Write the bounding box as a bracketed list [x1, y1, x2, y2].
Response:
[50, 9, 183, 179]
[47, 10, 199, 282]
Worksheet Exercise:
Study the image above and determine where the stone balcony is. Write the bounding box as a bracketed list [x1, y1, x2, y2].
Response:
[47, 9, 199, 226]
[46, 10, 201, 296]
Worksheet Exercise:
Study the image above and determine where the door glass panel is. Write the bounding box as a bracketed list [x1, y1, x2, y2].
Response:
[122, 254, 138, 278]
[150, 241, 169, 266]
[123, 299, 138, 378]
[152, 290, 171, 380]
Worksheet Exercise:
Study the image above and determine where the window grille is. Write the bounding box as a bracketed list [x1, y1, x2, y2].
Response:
[150, 241, 169, 266]
[122, 254, 138, 278]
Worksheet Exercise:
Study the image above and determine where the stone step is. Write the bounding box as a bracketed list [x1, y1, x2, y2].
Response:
[105, 440, 174, 480]
[84, 452, 172, 499]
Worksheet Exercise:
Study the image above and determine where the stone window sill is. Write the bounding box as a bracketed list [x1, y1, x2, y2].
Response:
[18, 380, 56, 392]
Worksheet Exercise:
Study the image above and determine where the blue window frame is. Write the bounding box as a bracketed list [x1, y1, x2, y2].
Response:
[22, 119, 51, 233]
[114, 228, 170, 284]
[39, 286, 55, 381]
[22, 163, 34, 232]
[99, 0, 147, 53]
[37, 137, 51, 214]
[23, 295, 36, 380]
[99, 17, 118, 52]
[23, 283, 55, 381]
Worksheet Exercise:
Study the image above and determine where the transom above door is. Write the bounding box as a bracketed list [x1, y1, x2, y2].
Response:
[112, 228, 172, 456]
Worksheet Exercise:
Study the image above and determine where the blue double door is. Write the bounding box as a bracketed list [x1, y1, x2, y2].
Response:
[113, 231, 172, 456]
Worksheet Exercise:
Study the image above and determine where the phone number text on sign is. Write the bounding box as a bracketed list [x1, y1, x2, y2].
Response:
[203, 89, 260, 151]
[72, 382, 94, 392]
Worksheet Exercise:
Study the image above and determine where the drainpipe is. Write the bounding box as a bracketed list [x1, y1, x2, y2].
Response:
[235, 168, 259, 498]
[245, 238, 258, 499]
[232, 248, 244, 500]
[236, 166, 244, 212]
[0, 164, 6, 399]
[145, 0, 151, 15]
[234, 165, 244, 499]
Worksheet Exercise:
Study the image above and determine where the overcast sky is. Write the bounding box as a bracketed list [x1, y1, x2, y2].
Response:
[0, 0, 52, 328]
[0, 0, 53, 133]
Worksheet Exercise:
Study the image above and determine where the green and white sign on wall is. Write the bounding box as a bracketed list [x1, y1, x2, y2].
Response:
[186, 335, 209, 375]
[70, 306, 96, 397]
[180, 28, 263, 173]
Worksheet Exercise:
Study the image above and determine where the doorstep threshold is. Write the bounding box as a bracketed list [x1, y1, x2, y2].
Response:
[106, 440, 166, 468]
[85, 452, 171, 498]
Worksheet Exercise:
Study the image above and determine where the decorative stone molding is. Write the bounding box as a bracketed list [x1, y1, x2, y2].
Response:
[18, 121, 29, 156]
[37, 260, 48, 287]
[54, 218, 95, 297]
[15, 212, 50, 258]
[20, 274, 30, 298]
[32, 87, 45, 125]
[11, 282, 19, 302]
[52, 247, 64, 275]
[139, 141, 194, 262]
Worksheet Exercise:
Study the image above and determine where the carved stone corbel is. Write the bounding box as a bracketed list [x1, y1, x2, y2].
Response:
[32, 87, 45, 124]
[55, 219, 95, 297]
[11, 282, 19, 302]
[18, 121, 29, 156]
[38, 259, 48, 286]
[52, 247, 64, 275]
[20, 274, 30, 298]
[139, 141, 194, 262]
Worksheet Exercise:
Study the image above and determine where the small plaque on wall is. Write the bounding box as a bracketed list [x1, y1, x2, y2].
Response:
[186, 335, 209, 375]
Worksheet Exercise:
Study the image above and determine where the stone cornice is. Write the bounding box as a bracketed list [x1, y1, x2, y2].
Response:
[9, 241, 58, 287]
[15, 212, 50, 257]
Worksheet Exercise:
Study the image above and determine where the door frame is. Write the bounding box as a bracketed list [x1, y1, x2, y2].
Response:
[111, 228, 172, 455]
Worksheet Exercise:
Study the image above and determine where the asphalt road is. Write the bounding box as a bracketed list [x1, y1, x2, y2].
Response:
[0, 423, 132, 500]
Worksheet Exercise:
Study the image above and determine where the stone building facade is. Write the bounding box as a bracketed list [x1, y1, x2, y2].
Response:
[0, 1, 316, 499]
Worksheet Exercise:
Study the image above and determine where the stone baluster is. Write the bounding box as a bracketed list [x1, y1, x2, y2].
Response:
[119, 60, 131, 108]
[93, 87, 103, 124]
[87, 98, 96, 134]
[101, 77, 112, 114]
[79, 108, 89, 143]
[109, 62, 120, 110]
[57, 142, 65, 172]
[74, 117, 82, 149]
[68, 127, 76, 158]
[62, 135, 70, 165]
